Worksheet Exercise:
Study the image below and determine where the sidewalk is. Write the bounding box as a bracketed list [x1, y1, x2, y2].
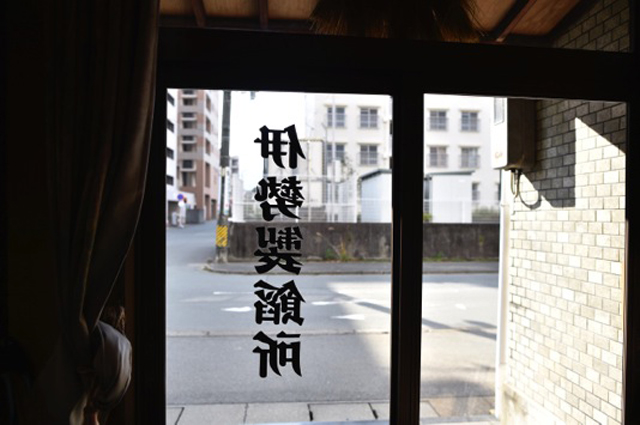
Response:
[167, 396, 499, 425]
[204, 261, 499, 275]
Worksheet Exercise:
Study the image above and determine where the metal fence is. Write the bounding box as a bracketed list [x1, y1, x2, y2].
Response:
[229, 199, 499, 223]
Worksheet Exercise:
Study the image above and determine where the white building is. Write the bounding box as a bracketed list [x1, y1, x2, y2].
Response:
[424, 95, 500, 222]
[302, 93, 393, 222]
[254, 93, 499, 223]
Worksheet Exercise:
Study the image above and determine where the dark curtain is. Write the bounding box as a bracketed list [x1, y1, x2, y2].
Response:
[27, 1, 158, 423]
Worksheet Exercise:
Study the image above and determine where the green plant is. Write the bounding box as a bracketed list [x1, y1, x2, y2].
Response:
[337, 239, 351, 261]
[423, 212, 432, 222]
[324, 247, 338, 261]
[318, 232, 353, 261]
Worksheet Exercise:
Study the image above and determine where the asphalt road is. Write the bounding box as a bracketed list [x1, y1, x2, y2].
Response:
[166, 222, 498, 406]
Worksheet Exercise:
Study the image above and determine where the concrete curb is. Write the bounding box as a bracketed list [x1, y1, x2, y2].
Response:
[202, 261, 499, 275]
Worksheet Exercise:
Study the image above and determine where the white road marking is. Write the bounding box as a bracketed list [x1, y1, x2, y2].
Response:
[332, 314, 365, 321]
[212, 291, 254, 295]
[223, 307, 252, 313]
[312, 299, 374, 306]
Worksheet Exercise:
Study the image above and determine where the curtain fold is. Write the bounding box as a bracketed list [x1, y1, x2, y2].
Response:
[29, 1, 158, 423]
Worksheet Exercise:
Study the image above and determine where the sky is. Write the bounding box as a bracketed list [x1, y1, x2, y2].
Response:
[228, 91, 308, 190]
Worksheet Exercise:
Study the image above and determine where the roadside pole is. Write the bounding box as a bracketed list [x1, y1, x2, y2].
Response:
[216, 90, 231, 262]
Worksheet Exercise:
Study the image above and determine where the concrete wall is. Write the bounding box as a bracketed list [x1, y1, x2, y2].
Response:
[228, 222, 499, 261]
[503, 1, 629, 424]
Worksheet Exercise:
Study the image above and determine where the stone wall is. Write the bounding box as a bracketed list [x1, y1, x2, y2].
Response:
[503, 1, 629, 423]
[227, 222, 499, 261]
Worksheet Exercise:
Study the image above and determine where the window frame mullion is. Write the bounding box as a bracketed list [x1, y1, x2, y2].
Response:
[390, 84, 424, 424]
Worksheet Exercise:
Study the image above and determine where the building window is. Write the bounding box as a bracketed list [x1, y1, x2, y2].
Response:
[167, 93, 175, 106]
[429, 146, 447, 167]
[206, 141, 212, 155]
[166, 175, 174, 185]
[182, 160, 194, 169]
[181, 172, 193, 187]
[182, 121, 196, 129]
[206, 118, 212, 133]
[166, 119, 175, 132]
[461, 111, 479, 131]
[472, 182, 480, 202]
[183, 98, 196, 106]
[182, 144, 195, 152]
[205, 163, 211, 188]
[326, 143, 346, 162]
[182, 135, 195, 142]
[182, 112, 195, 118]
[429, 110, 447, 130]
[359, 145, 378, 166]
[182, 89, 195, 95]
[326, 106, 346, 128]
[206, 96, 212, 112]
[359, 107, 378, 128]
[460, 147, 480, 168]
[166, 147, 174, 159]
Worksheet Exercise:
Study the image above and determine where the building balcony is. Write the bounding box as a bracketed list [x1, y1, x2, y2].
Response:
[181, 112, 197, 121]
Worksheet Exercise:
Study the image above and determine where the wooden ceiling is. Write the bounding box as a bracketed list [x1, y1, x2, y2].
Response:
[160, 0, 589, 43]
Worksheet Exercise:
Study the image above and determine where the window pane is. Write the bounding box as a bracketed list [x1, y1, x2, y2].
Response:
[429, 110, 447, 131]
[460, 147, 480, 168]
[461, 112, 479, 132]
[360, 107, 378, 128]
[428, 146, 447, 168]
[167, 91, 393, 423]
[422, 94, 499, 421]
[422, 93, 627, 424]
[327, 106, 346, 128]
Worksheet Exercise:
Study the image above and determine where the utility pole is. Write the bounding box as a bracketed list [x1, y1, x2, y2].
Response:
[216, 90, 231, 262]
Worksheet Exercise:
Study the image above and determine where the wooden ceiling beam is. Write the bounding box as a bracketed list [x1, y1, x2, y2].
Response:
[190, 0, 206, 28]
[490, 0, 539, 43]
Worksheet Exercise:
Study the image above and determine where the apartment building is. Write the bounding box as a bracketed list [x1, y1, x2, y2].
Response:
[166, 88, 181, 222]
[305, 93, 393, 222]
[258, 93, 499, 223]
[175, 89, 221, 221]
[424, 95, 500, 221]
